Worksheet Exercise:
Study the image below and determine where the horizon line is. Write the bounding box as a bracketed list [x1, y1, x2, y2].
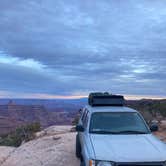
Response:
[0, 94, 166, 100]
[0, 90, 166, 100]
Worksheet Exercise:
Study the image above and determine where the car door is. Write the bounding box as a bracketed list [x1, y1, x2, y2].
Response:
[80, 109, 90, 163]
[79, 108, 87, 143]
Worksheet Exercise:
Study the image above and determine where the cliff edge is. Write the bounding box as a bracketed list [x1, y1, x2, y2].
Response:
[0, 126, 79, 166]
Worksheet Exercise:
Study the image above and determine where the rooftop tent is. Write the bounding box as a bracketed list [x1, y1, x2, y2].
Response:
[88, 92, 124, 107]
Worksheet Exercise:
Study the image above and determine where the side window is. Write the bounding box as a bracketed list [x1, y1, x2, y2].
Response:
[84, 111, 89, 128]
[82, 109, 89, 129]
[81, 109, 87, 122]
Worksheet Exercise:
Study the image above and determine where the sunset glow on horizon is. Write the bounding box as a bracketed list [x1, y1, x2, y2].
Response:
[0, 90, 165, 100]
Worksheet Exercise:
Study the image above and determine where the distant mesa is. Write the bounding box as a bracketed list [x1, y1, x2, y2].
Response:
[8, 100, 16, 106]
[0, 100, 79, 135]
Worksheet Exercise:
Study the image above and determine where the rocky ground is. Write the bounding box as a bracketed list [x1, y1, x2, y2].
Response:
[0, 126, 79, 166]
[0, 125, 165, 166]
[155, 120, 166, 142]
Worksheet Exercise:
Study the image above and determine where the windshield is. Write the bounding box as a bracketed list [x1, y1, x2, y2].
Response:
[90, 112, 150, 134]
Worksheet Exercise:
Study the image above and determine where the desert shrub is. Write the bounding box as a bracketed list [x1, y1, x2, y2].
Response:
[72, 115, 80, 126]
[0, 122, 41, 147]
[127, 100, 166, 120]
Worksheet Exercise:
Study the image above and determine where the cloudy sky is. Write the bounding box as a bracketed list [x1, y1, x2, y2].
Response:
[0, 0, 166, 99]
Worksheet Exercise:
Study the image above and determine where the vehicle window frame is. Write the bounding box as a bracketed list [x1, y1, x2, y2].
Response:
[83, 111, 89, 129]
[89, 112, 151, 134]
[81, 109, 87, 122]
[82, 109, 88, 126]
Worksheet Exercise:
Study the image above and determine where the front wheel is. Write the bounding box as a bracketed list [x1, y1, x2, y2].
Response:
[76, 134, 81, 158]
[80, 161, 85, 166]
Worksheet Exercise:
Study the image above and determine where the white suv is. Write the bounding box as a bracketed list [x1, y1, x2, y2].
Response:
[76, 94, 166, 166]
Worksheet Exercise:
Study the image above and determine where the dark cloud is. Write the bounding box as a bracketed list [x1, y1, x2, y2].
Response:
[0, 0, 166, 97]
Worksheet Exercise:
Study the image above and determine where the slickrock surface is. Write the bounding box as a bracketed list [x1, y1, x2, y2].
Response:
[155, 121, 166, 142]
[0, 146, 15, 165]
[156, 132, 166, 142]
[0, 126, 80, 166]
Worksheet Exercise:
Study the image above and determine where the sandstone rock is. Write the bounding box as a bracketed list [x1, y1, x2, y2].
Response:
[0, 146, 15, 164]
[0, 126, 79, 166]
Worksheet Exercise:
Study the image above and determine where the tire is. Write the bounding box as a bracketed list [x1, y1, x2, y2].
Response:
[76, 134, 82, 158]
[80, 161, 85, 166]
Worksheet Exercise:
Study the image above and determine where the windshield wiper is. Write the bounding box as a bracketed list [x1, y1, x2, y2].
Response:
[115, 130, 147, 134]
[91, 130, 147, 134]
[91, 130, 121, 134]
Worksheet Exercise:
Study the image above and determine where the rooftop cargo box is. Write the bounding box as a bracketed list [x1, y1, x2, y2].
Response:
[88, 92, 124, 106]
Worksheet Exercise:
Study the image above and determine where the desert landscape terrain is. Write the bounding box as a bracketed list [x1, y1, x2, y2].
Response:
[0, 99, 165, 166]
[0, 125, 165, 166]
[0, 126, 79, 166]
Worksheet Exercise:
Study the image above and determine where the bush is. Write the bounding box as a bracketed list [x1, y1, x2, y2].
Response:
[0, 122, 41, 147]
[72, 115, 80, 126]
[127, 100, 166, 119]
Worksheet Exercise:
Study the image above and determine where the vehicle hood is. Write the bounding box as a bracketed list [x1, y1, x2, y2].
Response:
[90, 134, 166, 162]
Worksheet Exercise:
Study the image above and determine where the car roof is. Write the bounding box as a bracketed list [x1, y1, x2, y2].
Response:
[85, 105, 138, 113]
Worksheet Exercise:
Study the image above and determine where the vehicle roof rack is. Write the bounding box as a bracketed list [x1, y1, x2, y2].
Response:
[88, 92, 124, 107]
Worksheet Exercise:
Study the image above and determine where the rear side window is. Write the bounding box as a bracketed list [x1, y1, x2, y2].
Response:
[83, 111, 89, 128]
[82, 110, 88, 124]
[82, 109, 89, 128]
[81, 109, 87, 122]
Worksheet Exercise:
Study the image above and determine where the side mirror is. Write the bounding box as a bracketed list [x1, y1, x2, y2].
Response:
[76, 124, 84, 132]
[79, 109, 82, 113]
[150, 124, 158, 132]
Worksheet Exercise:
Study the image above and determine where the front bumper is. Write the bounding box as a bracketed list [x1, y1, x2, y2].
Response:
[115, 162, 165, 166]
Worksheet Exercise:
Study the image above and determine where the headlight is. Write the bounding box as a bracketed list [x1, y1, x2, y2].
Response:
[89, 160, 114, 166]
[96, 161, 113, 166]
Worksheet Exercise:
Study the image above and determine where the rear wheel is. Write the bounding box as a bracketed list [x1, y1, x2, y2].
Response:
[76, 134, 81, 158]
